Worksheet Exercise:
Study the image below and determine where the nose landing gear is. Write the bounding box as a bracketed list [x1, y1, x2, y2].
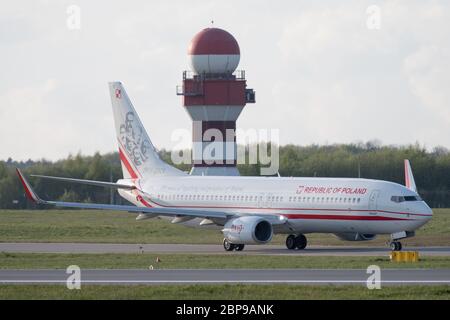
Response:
[286, 234, 307, 250]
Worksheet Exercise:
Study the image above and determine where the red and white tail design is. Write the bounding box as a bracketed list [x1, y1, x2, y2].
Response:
[108, 82, 185, 180]
[404, 159, 417, 193]
[16, 169, 43, 204]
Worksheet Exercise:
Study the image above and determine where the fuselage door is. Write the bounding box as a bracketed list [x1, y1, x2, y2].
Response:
[368, 190, 380, 215]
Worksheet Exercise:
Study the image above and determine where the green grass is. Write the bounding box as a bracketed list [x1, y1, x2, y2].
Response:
[2, 252, 450, 269]
[0, 209, 449, 246]
[1, 284, 449, 300]
[0, 210, 222, 244]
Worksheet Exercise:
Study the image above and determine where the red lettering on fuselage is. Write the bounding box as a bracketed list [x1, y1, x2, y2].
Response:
[296, 185, 367, 195]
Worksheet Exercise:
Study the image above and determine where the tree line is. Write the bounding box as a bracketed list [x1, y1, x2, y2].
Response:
[1, 142, 449, 209]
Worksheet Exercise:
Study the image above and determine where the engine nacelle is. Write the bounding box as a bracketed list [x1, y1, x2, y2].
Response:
[334, 232, 377, 241]
[223, 216, 273, 244]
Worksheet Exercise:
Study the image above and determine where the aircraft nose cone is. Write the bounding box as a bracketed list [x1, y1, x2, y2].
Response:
[423, 202, 433, 218]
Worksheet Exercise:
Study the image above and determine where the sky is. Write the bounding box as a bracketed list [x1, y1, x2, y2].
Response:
[1, 0, 449, 161]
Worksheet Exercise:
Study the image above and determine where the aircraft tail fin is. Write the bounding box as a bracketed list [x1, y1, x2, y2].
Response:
[404, 159, 417, 193]
[108, 82, 185, 180]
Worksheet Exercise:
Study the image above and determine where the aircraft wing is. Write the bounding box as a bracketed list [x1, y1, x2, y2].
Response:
[17, 169, 288, 226]
[30, 174, 135, 190]
[17, 169, 228, 220]
[41, 200, 229, 220]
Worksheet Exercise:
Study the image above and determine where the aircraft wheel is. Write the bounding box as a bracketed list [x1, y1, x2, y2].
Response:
[223, 238, 235, 251]
[390, 241, 402, 251]
[295, 234, 307, 250]
[286, 235, 296, 250]
[235, 244, 245, 251]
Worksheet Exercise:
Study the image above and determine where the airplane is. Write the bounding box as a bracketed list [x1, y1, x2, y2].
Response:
[16, 82, 433, 252]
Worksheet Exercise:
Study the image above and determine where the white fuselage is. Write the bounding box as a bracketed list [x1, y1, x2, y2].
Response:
[118, 176, 432, 236]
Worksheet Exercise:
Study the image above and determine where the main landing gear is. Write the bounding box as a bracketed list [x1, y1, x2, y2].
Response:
[286, 234, 307, 250]
[390, 241, 402, 251]
[223, 238, 245, 251]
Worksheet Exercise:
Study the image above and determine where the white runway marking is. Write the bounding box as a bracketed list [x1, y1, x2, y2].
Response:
[2, 280, 450, 284]
[1, 243, 450, 256]
[1, 269, 449, 285]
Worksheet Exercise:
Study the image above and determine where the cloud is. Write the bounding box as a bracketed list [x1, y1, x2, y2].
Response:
[0, 79, 59, 160]
[0, 0, 449, 160]
[251, 0, 450, 147]
[404, 46, 450, 124]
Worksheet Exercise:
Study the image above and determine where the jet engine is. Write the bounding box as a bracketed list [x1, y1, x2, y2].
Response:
[334, 233, 377, 241]
[222, 216, 273, 244]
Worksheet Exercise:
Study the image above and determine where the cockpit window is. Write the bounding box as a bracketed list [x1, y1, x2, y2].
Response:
[391, 196, 403, 203]
[391, 195, 422, 203]
[404, 195, 422, 201]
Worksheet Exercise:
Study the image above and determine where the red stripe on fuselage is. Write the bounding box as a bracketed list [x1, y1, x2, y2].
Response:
[282, 214, 410, 221]
[119, 147, 139, 179]
[131, 189, 152, 208]
[141, 196, 428, 218]
[138, 195, 152, 207]
[140, 197, 419, 221]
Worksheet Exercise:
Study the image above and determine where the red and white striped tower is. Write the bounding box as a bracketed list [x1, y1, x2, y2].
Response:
[177, 27, 255, 176]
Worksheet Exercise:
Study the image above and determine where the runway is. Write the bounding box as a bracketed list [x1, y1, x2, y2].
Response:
[1, 269, 449, 285]
[1, 243, 450, 256]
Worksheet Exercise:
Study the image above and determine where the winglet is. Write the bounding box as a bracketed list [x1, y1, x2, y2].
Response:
[404, 160, 417, 193]
[16, 169, 44, 204]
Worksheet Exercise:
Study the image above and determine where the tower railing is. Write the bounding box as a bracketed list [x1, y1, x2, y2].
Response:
[177, 70, 246, 96]
[182, 70, 246, 80]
